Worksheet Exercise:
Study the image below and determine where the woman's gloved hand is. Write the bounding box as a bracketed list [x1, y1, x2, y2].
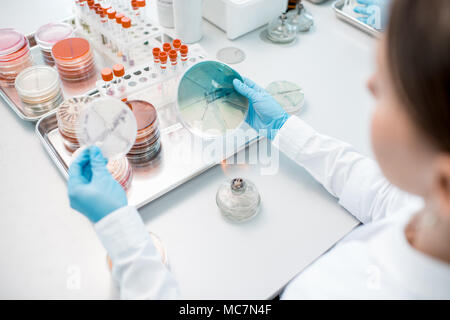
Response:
[233, 78, 290, 140]
[67, 146, 127, 223]
[354, 0, 389, 30]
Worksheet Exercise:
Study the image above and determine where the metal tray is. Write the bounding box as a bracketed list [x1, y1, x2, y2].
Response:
[36, 91, 259, 208]
[333, 0, 381, 37]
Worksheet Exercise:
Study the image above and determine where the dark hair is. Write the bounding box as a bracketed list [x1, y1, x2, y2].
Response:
[387, 0, 450, 152]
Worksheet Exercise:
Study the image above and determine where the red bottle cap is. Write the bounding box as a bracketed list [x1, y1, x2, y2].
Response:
[112, 64, 125, 77]
[180, 44, 188, 55]
[137, 0, 146, 7]
[107, 8, 116, 19]
[152, 47, 161, 57]
[131, 0, 138, 9]
[121, 17, 131, 28]
[115, 13, 124, 24]
[101, 68, 113, 81]
[162, 42, 171, 52]
[159, 51, 168, 63]
[169, 49, 177, 61]
[172, 39, 182, 49]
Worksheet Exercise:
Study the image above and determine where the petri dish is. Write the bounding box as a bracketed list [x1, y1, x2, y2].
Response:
[15, 65, 60, 99]
[77, 97, 138, 160]
[0, 29, 25, 57]
[52, 37, 90, 61]
[216, 47, 246, 65]
[177, 60, 248, 138]
[35, 23, 74, 49]
[266, 13, 297, 44]
[265, 80, 305, 115]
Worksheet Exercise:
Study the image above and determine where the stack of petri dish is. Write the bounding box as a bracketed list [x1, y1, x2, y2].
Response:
[15, 65, 63, 116]
[107, 157, 133, 191]
[56, 95, 94, 152]
[52, 37, 96, 82]
[35, 23, 74, 66]
[0, 28, 33, 87]
[126, 100, 161, 165]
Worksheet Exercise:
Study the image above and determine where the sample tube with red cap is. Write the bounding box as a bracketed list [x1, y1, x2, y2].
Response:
[159, 51, 168, 73]
[169, 50, 178, 71]
[162, 42, 172, 53]
[121, 17, 132, 63]
[152, 47, 161, 67]
[113, 63, 126, 93]
[172, 39, 181, 53]
[101, 67, 115, 96]
[137, 0, 146, 23]
[131, 0, 139, 24]
[180, 45, 189, 66]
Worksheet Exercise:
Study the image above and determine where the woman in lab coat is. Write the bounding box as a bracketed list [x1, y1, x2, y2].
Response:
[67, 0, 450, 299]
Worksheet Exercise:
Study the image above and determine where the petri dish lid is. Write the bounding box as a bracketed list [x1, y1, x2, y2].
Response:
[266, 14, 297, 44]
[0, 29, 26, 56]
[15, 65, 60, 98]
[265, 80, 305, 115]
[52, 37, 91, 61]
[177, 60, 248, 138]
[35, 23, 74, 50]
[77, 97, 137, 160]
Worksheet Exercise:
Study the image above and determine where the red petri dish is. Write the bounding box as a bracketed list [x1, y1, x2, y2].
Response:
[52, 38, 90, 61]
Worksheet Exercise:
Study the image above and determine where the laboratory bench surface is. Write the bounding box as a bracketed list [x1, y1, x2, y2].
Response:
[0, 0, 377, 299]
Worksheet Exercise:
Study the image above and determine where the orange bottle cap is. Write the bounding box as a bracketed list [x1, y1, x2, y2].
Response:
[122, 17, 131, 28]
[172, 39, 182, 49]
[107, 8, 116, 19]
[116, 13, 124, 23]
[101, 68, 113, 81]
[112, 64, 125, 77]
[137, 0, 146, 7]
[180, 45, 188, 54]
[169, 49, 177, 61]
[152, 47, 161, 57]
[159, 51, 168, 62]
[162, 42, 171, 52]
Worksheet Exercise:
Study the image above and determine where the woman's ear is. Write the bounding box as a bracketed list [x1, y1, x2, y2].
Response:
[433, 154, 450, 220]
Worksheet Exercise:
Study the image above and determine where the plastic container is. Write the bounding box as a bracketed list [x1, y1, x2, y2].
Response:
[107, 157, 133, 191]
[0, 29, 33, 87]
[126, 100, 161, 165]
[56, 95, 95, 152]
[14, 65, 63, 116]
[35, 23, 74, 66]
[157, 0, 174, 28]
[52, 37, 96, 82]
[173, 0, 202, 44]
[202, 0, 289, 40]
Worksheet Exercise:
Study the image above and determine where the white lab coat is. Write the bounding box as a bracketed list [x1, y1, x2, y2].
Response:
[95, 116, 450, 299]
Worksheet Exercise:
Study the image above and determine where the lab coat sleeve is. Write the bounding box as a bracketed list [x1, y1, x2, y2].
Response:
[272, 116, 417, 224]
[94, 206, 180, 299]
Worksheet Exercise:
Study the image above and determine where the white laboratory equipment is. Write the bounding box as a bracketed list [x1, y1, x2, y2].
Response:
[203, 0, 289, 40]
[173, 0, 203, 44]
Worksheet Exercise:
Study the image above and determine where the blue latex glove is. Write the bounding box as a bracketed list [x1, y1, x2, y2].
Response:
[354, 0, 389, 30]
[233, 78, 290, 140]
[68, 146, 127, 223]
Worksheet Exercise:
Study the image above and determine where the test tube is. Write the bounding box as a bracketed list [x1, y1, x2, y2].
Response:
[159, 51, 168, 74]
[101, 68, 115, 96]
[152, 47, 161, 68]
[172, 39, 181, 53]
[112, 64, 126, 93]
[115, 13, 124, 56]
[180, 45, 188, 66]
[162, 42, 172, 54]
[169, 50, 178, 71]
[107, 8, 116, 30]
[131, 0, 139, 24]
[99, 9, 109, 45]
[137, 0, 146, 23]
[121, 17, 132, 63]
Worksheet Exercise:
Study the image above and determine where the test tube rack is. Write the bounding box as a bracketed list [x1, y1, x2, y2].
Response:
[74, 3, 164, 67]
[96, 44, 209, 106]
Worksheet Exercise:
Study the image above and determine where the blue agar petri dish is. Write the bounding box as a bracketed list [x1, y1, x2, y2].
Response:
[177, 60, 249, 138]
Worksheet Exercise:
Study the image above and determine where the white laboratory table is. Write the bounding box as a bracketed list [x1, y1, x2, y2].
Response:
[0, 1, 377, 299]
